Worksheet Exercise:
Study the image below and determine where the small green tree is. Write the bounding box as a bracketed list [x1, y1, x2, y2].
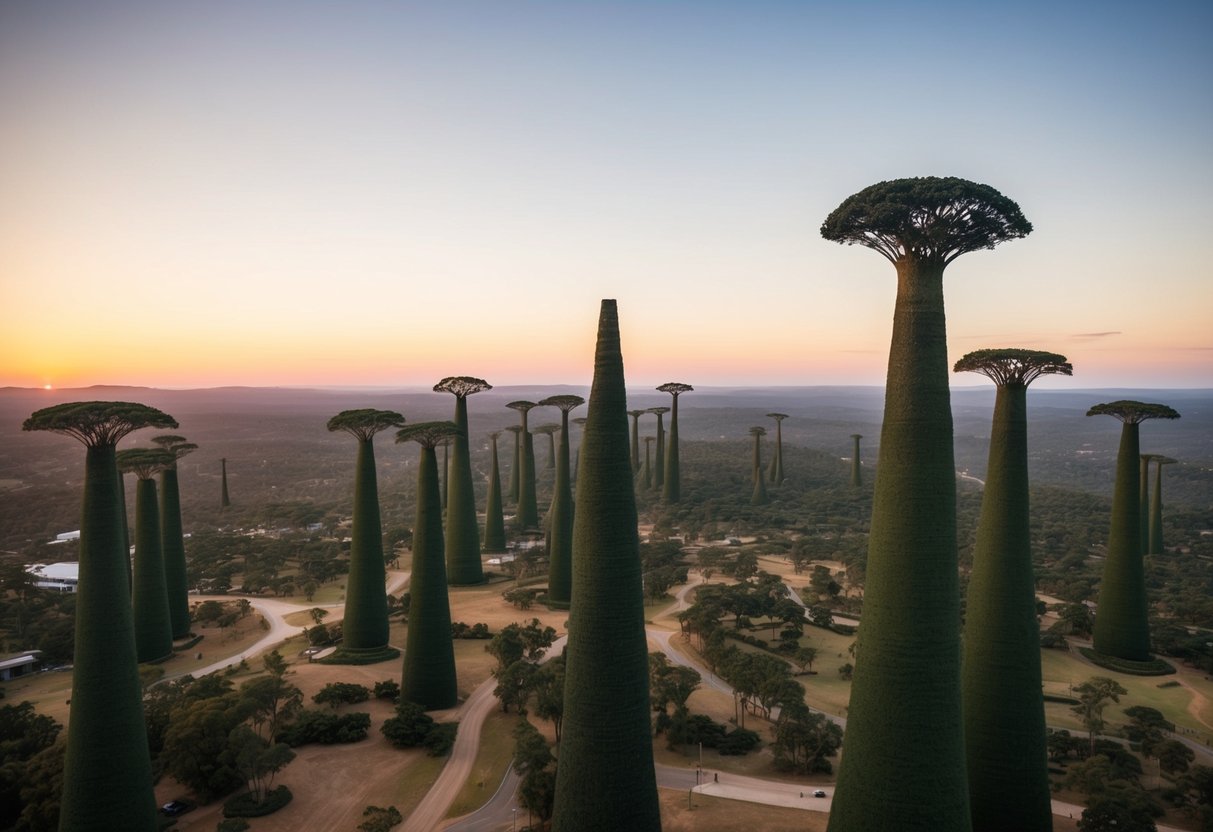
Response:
[151, 435, 198, 640]
[1071, 676, 1129, 755]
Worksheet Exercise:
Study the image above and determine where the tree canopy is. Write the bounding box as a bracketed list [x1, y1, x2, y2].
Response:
[327, 409, 406, 442]
[116, 448, 176, 480]
[433, 376, 492, 398]
[541, 395, 586, 413]
[819, 176, 1032, 265]
[23, 401, 178, 446]
[395, 421, 460, 448]
[1086, 401, 1181, 425]
[954, 349, 1072, 386]
[657, 382, 693, 397]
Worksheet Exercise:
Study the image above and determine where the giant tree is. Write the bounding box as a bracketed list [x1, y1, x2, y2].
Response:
[628, 409, 645, 474]
[820, 176, 1032, 832]
[505, 424, 523, 503]
[646, 406, 669, 491]
[955, 349, 1071, 832]
[220, 458, 231, 508]
[1087, 401, 1180, 661]
[1138, 454, 1156, 557]
[766, 413, 788, 484]
[641, 436, 655, 490]
[23, 401, 177, 832]
[507, 401, 540, 531]
[572, 416, 588, 481]
[152, 435, 198, 639]
[535, 423, 560, 471]
[1149, 456, 1177, 555]
[539, 395, 585, 609]
[657, 382, 693, 503]
[434, 376, 492, 585]
[483, 431, 508, 554]
[850, 434, 863, 488]
[326, 409, 404, 659]
[117, 447, 177, 664]
[749, 427, 769, 505]
[552, 300, 660, 831]
[395, 422, 461, 710]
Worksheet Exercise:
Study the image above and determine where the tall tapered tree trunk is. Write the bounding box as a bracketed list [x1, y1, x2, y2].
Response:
[653, 415, 665, 491]
[220, 458, 230, 508]
[1138, 455, 1151, 557]
[131, 476, 173, 664]
[400, 444, 458, 709]
[509, 430, 521, 504]
[342, 438, 391, 650]
[827, 259, 970, 832]
[62, 445, 158, 831]
[159, 466, 191, 639]
[483, 434, 507, 553]
[117, 468, 131, 590]
[1149, 460, 1165, 555]
[962, 384, 1051, 832]
[768, 419, 783, 484]
[518, 423, 539, 531]
[446, 397, 484, 584]
[630, 412, 641, 473]
[552, 300, 661, 832]
[547, 412, 575, 607]
[663, 398, 682, 503]
[751, 434, 768, 505]
[850, 435, 862, 488]
[1092, 422, 1150, 660]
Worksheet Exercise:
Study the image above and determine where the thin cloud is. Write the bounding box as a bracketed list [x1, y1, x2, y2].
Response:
[1070, 331, 1122, 339]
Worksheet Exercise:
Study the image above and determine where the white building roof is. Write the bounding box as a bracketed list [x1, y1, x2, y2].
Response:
[27, 562, 80, 580]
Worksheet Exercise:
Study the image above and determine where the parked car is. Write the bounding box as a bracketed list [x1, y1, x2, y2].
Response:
[160, 800, 194, 817]
[813, 790, 827, 798]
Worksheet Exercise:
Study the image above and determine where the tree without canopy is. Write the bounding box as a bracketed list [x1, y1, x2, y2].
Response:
[534, 423, 560, 471]
[483, 431, 507, 554]
[646, 406, 669, 491]
[220, 457, 231, 508]
[657, 383, 693, 503]
[1149, 456, 1177, 555]
[434, 376, 492, 585]
[955, 349, 1071, 832]
[117, 447, 177, 664]
[507, 401, 540, 531]
[849, 434, 863, 488]
[151, 435, 198, 639]
[326, 409, 404, 657]
[628, 409, 645, 474]
[1138, 454, 1156, 557]
[766, 413, 788, 484]
[821, 176, 1032, 832]
[552, 300, 660, 832]
[641, 436, 655, 490]
[538, 395, 585, 608]
[572, 416, 588, 480]
[749, 427, 769, 505]
[1087, 401, 1180, 661]
[504, 424, 522, 503]
[395, 421, 461, 709]
[23, 401, 177, 832]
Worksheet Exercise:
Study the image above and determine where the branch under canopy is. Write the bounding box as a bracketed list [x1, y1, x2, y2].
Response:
[116, 448, 176, 480]
[646, 406, 670, 416]
[749, 426, 767, 437]
[1086, 401, 1181, 425]
[327, 409, 406, 442]
[533, 424, 560, 437]
[434, 376, 492, 398]
[657, 382, 693, 398]
[152, 434, 198, 462]
[395, 421, 461, 449]
[542, 394, 587, 413]
[953, 349, 1072, 387]
[766, 413, 789, 422]
[506, 400, 537, 414]
[23, 401, 178, 446]
[820, 176, 1032, 265]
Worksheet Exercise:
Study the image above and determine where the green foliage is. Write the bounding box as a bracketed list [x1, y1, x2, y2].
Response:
[1078, 648, 1176, 676]
[358, 805, 403, 832]
[380, 701, 457, 756]
[771, 701, 842, 773]
[222, 784, 293, 818]
[0, 702, 62, 829]
[373, 679, 401, 701]
[485, 619, 557, 670]
[275, 710, 371, 746]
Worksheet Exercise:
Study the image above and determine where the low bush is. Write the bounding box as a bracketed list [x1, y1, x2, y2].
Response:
[276, 710, 371, 746]
[222, 785, 292, 818]
[313, 682, 371, 707]
[1078, 648, 1176, 676]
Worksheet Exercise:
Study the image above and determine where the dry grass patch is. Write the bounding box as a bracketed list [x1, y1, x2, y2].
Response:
[658, 789, 828, 832]
[445, 708, 519, 819]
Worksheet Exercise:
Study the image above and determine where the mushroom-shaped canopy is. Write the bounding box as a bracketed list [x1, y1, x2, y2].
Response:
[542, 394, 586, 413]
[657, 382, 693, 397]
[954, 349, 1072, 386]
[749, 426, 767, 438]
[23, 401, 178, 446]
[1086, 401, 1181, 425]
[504, 424, 523, 435]
[152, 434, 199, 461]
[646, 406, 670, 417]
[434, 376, 492, 398]
[533, 423, 560, 437]
[396, 421, 461, 448]
[766, 412, 789, 421]
[117, 447, 176, 480]
[506, 400, 538, 413]
[327, 409, 406, 441]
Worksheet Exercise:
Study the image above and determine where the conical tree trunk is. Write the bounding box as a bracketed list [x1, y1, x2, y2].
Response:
[518, 421, 539, 531]
[653, 415, 665, 491]
[62, 444, 158, 831]
[547, 411, 575, 607]
[552, 300, 661, 832]
[342, 438, 391, 651]
[509, 430, 521, 503]
[663, 398, 682, 503]
[1138, 455, 1150, 557]
[751, 436, 768, 505]
[630, 413, 641, 473]
[220, 458, 230, 508]
[400, 444, 458, 709]
[850, 436, 862, 488]
[131, 477, 173, 664]
[483, 435, 507, 553]
[159, 466, 191, 639]
[1149, 461, 1165, 555]
[118, 468, 131, 590]
[1092, 422, 1150, 660]
[962, 384, 1051, 832]
[642, 441, 652, 490]
[446, 397, 484, 584]
[827, 259, 970, 832]
[768, 421, 783, 484]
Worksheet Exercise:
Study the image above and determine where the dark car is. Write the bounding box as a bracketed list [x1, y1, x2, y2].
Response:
[160, 800, 194, 817]
[813, 790, 828, 798]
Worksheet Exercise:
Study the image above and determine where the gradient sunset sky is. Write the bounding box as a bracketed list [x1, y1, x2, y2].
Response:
[2, 1, 1210, 390]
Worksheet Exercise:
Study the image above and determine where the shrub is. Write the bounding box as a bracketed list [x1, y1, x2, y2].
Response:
[222, 785, 292, 818]
[373, 680, 401, 701]
[380, 701, 457, 756]
[275, 710, 371, 746]
[313, 682, 371, 707]
[359, 805, 403, 832]
[424, 723, 458, 757]
[717, 728, 761, 756]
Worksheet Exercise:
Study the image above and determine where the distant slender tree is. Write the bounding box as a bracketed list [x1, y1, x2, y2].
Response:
[505, 424, 523, 503]
[750, 427, 769, 505]
[849, 434, 863, 488]
[641, 436, 655, 490]
[535, 423, 560, 471]
[657, 382, 693, 503]
[220, 457, 231, 508]
[572, 416, 588, 481]
[539, 395, 585, 608]
[434, 376, 492, 585]
[1138, 454, 1156, 557]
[23, 401, 177, 832]
[117, 465, 131, 590]
[955, 348, 1071, 832]
[821, 176, 1032, 832]
[1149, 456, 1177, 555]
[552, 300, 660, 832]
[326, 409, 404, 658]
[628, 409, 645, 474]
[440, 436, 450, 511]
[117, 448, 177, 664]
[507, 401, 540, 531]
[766, 413, 788, 484]
[151, 435, 197, 640]
[483, 431, 508, 554]
[1087, 401, 1180, 661]
[395, 422, 461, 710]
[646, 406, 669, 491]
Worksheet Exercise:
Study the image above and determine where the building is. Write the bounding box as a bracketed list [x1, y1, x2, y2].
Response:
[0, 650, 43, 681]
[26, 562, 80, 592]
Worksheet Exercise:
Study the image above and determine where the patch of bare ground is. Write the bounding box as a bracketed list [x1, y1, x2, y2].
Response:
[658, 789, 828, 832]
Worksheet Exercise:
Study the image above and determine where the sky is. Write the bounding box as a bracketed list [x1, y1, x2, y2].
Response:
[2, 0, 1211, 390]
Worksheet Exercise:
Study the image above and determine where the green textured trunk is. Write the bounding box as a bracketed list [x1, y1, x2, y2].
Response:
[630, 413, 641, 473]
[1138, 456, 1150, 557]
[851, 436, 862, 488]
[751, 436, 768, 505]
[509, 430, 521, 503]
[343, 439, 390, 649]
[220, 458, 230, 508]
[663, 398, 681, 503]
[642, 441, 652, 490]
[61, 444, 158, 832]
[518, 420, 539, 530]
[118, 469, 131, 591]
[159, 466, 191, 639]
[400, 445, 458, 709]
[131, 477, 173, 664]
[483, 435, 507, 553]
[1149, 461, 1164, 555]
[552, 300, 661, 832]
[1092, 422, 1150, 660]
[962, 384, 1052, 832]
[768, 421, 783, 484]
[441, 442, 449, 510]
[827, 259, 970, 832]
[547, 411, 575, 607]
[653, 414, 665, 491]
[446, 397, 485, 584]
